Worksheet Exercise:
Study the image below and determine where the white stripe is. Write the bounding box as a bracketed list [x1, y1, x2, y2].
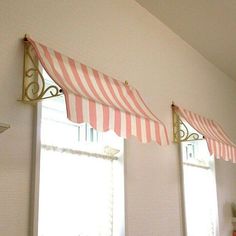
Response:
[229, 146, 233, 160]
[50, 50, 77, 94]
[74, 63, 98, 101]
[82, 98, 89, 124]
[215, 142, 220, 159]
[130, 114, 137, 136]
[150, 120, 156, 141]
[120, 86, 145, 118]
[108, 107, 115, 131]
[215, 142, 222, 159]
[140, 118, 145, 142]
[63, 56, 85, 96]
[233, 149, 236, 163]
[159, 125, 167, 145]
[86, 67, 109, 105]
[120, 111, 127, 138]
[207, 139, 213, 156]
[96, 103, 104, 131]
[203, 119, 217, 139]
[141, 118, 147, 143]
[109, 79, 135, 115]
[36, 44, 58, 84]
[100, 74, 124, 110]
[225, 144, 230, 161]
[216, 123, 235, 145]
[67, 93, 77, 122]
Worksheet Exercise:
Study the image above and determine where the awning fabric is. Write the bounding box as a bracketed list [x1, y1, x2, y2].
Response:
[173, 105, 236, 162]
[26, 36, 169, 145]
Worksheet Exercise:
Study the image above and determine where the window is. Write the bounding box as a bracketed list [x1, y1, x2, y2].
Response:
[180, 122, 219, 236]
[32, 74, 125, 236]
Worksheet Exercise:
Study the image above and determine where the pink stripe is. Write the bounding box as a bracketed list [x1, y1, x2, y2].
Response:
[229, 146, 233, 160]
[126, 113, 131, 139]
[145, 119, 151, 143]
[186, 109, 209, 137]
[214, 121, 235, 145]
[54, 52, 78, 94]
[89, 100, 97, 129]
[39, 44, 68, 89]
[113, 79, 137, 114]
[93, 70, 117, 107]
[68, 59, 92, 99]
[206, 139, 213, 156]
[63, 91, 71, 120]
[27, 39, 66, 92]
[211, 139, 217, 156]
[164, 126, 169, 145]
[230, 146, 235, 161]
[229, 147, 233, 161]
[102, 105, 109, 131]
[233, 149, 236, 163]
[114, 109, 121, 136]
[81, 64, 105, 104]
[208, 120, 227, 143]
[225, 145, 230, 160]
[103, 75, 128, 111]
[125, 88, 154, 120]
[155, 122, 161, 144]
[233, 148, 236, 162]
[219, 143, 223, 159]
[193, 113, 210, 137]
[75, 96, 83, 123]
[181, 109, 199, 131]
[201, 117, 217, 139]
[136, 116, 142, 142]
[222, 144, 226, 160]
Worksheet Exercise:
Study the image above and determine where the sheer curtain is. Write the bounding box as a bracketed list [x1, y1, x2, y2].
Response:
[183, 164, 217, 236]
[38, 147, 114, 236]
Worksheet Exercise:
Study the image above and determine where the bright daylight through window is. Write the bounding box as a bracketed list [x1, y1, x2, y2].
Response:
[36, 74, 124, 236]
[180, 122, 219, 236]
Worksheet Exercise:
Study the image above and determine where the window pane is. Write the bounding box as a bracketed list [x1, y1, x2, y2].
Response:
[38, 91, 124, 236]
[181, 140, 218, 236]
[38, 149, 114, 236]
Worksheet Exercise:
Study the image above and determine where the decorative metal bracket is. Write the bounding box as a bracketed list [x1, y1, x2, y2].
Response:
[20, 37, 63, 104]
[172, 105, 202, 143]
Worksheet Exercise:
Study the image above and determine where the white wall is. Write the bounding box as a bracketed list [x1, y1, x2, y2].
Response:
[0, 0, 235, 235]
[216, 160, 236, 236]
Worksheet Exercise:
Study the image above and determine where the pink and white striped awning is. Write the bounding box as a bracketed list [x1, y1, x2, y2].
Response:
[26, 36, 169, 145]
[173, 105, 236, 162]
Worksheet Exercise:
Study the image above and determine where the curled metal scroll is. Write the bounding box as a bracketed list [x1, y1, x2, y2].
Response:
[172, 111, 201, 143]
[21, 41, 62, 104]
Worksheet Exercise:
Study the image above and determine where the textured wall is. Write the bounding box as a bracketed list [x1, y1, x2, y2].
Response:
[0, 0, 235, 235]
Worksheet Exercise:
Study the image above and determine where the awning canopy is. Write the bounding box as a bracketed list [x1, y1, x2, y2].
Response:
[26, 36, 169, 145]
[173, 104, 236, 162]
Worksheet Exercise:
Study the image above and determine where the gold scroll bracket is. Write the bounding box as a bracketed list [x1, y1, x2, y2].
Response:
[172, 105, 203, 143]
[19, 36, 63, 104]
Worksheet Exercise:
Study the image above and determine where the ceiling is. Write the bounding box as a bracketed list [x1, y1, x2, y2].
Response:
[136, 0, 236, 81]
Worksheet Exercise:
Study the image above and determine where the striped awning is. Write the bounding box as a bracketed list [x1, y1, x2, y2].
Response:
[26, 36, 169, 145]
[173, 105, 236, 162]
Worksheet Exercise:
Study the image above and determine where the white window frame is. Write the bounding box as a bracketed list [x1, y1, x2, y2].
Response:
[29, 100, 125, 236]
